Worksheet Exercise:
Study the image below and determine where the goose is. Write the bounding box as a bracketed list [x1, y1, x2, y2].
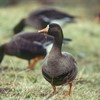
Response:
[38, 23, 77, 96]
[13, 9, 76, 34]
[0, 31, 71, 70]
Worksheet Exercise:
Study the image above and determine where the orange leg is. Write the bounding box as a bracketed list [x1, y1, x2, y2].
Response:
[52, 85, 56, 93]
[28, 56, 45, 70]
[28, 59, 36, 70]
[66, 83, 72, 96]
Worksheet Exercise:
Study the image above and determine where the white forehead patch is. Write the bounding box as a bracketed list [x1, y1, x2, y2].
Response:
[46, 25, 49, 29]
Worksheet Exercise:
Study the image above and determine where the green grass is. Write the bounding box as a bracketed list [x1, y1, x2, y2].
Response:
[0, 2, 100, 100]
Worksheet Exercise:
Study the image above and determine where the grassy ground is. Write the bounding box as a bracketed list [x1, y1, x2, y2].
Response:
[0, 2, 100, 100]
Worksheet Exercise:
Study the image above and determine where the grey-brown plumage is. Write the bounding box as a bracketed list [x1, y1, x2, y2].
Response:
[39, 23, 77, 96]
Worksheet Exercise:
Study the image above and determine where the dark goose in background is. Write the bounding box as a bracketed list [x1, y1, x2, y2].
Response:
[13, 9, 76, 34]
[0, 31, 71, 70]
[39, 23, 77, 96]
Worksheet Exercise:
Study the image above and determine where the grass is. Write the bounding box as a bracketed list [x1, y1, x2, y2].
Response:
[0, 2, 100, 100]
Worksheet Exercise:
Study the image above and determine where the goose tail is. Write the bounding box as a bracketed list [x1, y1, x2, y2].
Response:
[0, 45, 5, 64]
[13, 18, 26, 34]
[63, 38, 72, 44]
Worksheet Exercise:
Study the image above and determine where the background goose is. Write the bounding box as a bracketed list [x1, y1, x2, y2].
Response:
[13, 8, 76, 34]
[0, 31, 71, 70]
[39, 23, 77, 96]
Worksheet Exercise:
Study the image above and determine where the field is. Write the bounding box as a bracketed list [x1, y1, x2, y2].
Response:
[0, 2, 100, 100]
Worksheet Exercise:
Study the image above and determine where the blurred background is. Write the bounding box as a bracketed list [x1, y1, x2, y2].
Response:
[0, 0, 100, 38]
[0, 0, 100, 17]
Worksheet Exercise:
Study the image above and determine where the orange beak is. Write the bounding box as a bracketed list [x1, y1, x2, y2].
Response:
[38, 27, 48, 33]
[38, 27, 48, 38]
